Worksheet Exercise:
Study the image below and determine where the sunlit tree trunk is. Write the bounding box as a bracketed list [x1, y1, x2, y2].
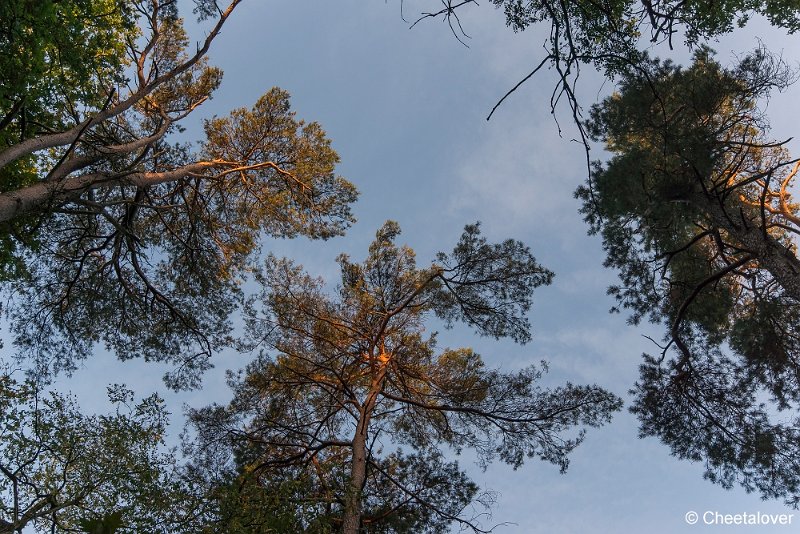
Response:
[699, 194, 800, 301]
[342, 359, 388, 534]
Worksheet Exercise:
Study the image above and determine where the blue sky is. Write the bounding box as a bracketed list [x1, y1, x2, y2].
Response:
[54, 1, 800, 532]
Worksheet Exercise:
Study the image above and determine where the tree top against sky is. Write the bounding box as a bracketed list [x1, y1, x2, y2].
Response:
[188, 221, 622, 532]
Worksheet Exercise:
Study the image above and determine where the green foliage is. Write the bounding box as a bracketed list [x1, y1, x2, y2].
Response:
[79, 512, 124, 534]
[492, 0, 640, 73]
[414, 0, 800, 133]
[199, 452, 477, 533]
[579, 48, 800, 504]
[208, 474, 339, 533]
[188, 222, 621, 531]
[0, 0, 136, 143]
[492, 0, 800, 69]
[0, 376, 195, 532]
[0, 0, 137, 282]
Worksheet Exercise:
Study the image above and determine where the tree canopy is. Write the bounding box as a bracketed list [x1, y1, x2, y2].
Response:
[8, 0, 800, 527]
[187, 222, 622, 532]
[0, 0, 357, 389]
[0, 375, 194, 533]
[577, 48, 800, 504]
[409, 0, 800, 506]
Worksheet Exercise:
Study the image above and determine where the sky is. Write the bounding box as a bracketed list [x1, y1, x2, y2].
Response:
[48, 1, 800, 532]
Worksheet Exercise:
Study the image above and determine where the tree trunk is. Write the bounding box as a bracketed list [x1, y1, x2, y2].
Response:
[700, 194, 800, 301]
[342, 359, 388, 534]
[342, 416, 369, 534]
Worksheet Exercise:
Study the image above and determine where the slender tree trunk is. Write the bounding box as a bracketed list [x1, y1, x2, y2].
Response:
[342, 414, 369, 534]
[342, 358, 389, 534]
